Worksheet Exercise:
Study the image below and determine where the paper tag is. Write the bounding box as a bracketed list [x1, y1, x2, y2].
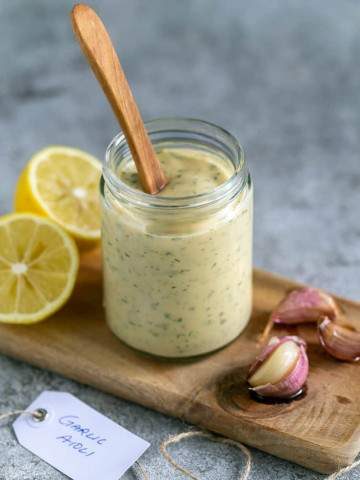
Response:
[13, 391, 150, 480]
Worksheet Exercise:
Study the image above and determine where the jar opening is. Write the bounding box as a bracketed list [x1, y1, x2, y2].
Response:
[103, 117, 249, 210]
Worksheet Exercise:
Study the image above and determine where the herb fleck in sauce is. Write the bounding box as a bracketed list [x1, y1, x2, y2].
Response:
[119, 148, 231, 197]
[102, 147, 253, 357]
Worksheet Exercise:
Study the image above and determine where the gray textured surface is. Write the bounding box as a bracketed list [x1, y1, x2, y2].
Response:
[0, 0, 359, 478]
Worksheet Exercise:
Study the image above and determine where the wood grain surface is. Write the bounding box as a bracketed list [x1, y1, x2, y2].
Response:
[71, 4, 167, 194]
[0, 249, 359, 474]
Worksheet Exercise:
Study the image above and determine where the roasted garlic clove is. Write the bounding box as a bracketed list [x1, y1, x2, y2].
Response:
[248, 336, 309, 400]
[318, 317, 360, 362]
[270, 287, 339, 325]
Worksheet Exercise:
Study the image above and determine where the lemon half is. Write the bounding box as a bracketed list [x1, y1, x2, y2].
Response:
[0, 213, 79, 324]
[14, 146, 102, 249]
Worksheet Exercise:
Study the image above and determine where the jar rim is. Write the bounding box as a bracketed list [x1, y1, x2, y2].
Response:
[102, 117, 249, 210]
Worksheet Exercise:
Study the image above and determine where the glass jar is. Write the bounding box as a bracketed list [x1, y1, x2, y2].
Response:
[101, 118, 253, 358]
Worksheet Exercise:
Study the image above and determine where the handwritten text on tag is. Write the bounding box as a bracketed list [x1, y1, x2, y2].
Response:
[13, 391, 150, 480]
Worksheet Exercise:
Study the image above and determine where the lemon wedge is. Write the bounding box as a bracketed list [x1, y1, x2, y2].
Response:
[0, 213, 79, 324]
[14, 146, 102, 249]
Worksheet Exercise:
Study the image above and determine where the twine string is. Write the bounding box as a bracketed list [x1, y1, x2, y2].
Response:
[160, 431, 252, 480]
[326, 459, 360, 480]
[1, 410, 359, 479]
[0, 410, 43, 422]
[132, 461, 149, 480]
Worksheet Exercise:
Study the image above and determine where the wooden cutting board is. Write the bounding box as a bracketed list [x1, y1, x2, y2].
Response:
[0, 250, 359, 474]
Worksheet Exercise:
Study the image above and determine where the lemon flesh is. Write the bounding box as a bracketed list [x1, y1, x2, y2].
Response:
[0, 213, 79, 324]
[14, 146, 102, 249]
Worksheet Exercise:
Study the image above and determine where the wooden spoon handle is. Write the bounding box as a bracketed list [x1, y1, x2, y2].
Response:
[71, 4, 167, 194]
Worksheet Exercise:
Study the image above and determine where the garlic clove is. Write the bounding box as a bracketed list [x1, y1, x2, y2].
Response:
[248, 341, 300, 386]
[318, 317, 360, 362]
[271, 287, 339, 325]
[248, 336, 309, 400]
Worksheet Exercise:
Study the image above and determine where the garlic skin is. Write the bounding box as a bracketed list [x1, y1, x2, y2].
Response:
[270, 287, 339, 325]
[318, 317, 360, 362]
[248, 336, 309, 399]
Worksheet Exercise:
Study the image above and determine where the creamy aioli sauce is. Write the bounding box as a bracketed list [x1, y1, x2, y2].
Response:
[102, 147, 253, 357]
[119, 148, 231, 197]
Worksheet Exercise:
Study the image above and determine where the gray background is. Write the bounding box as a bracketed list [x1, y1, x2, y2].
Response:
[0, 0, 359, 478]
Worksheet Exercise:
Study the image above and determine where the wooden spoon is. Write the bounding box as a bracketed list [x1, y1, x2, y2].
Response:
[71, 3, 167, 194]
